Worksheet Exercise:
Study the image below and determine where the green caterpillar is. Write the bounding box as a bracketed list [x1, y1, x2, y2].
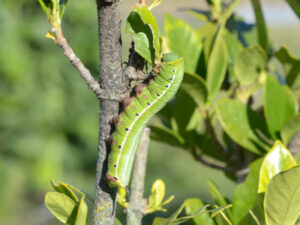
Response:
[106, 53, 184, 203]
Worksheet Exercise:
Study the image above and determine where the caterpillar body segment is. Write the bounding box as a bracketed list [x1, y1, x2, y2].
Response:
[106, 53, 184, 200]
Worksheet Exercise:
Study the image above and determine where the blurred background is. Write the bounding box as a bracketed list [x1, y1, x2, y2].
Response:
[0, 0, 299, 224]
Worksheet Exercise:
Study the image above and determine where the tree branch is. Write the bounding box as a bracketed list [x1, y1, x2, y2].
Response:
[51, 27, 103, 96]
[126, 128, 150, 225]
[94, 0, 129, 225]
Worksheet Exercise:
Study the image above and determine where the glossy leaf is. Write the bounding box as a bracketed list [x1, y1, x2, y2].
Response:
[126, 5, 160, 64]
[250, 0, 268, 51]
[181, 72, 208, 107]
[206, 35, 228, 101]
[234, 45, 267, 85]
[216, 99, 270, 154]
[207, 180, 232, 221]
[286, 0, 300, 18]
[258, 140, 297, 193]
[45, 192, 76, 224]
[264, 166, 300, 225]
[74, 197, 88, 225]
[281, 113, 300, 145]
[184, 198, 216, 225]
[264, 75, 298, 139]
[164, 14, 203, 73]
[232, 158, 263, 224]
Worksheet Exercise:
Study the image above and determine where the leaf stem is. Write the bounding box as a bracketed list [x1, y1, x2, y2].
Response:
[51, 27, 103, 97]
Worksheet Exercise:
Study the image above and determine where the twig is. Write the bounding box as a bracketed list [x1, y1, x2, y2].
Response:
[191, 147, 249, 177]
[126, 128, 150, 225]
[124, 66, 149, 80]
[140, 0, 147, 6]
[193, 153, 229, 172]
[51, 27, 103, 97]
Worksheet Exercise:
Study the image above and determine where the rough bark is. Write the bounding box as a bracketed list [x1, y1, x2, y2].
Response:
[94, 0, 129, 224]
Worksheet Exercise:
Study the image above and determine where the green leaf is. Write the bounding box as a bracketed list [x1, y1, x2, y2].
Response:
[264, 75, 298, 139]
[210, 205, 232, 218]
[232, 158, 263, 225]
[181, 72, 208, 107]
[152, 200, 209, 225]
[38, 0, 50, 15]
[149, 125, 185, 146]
[45, 192, 77, 224]
[203, 23, 218, 64]
[115, 218, 122, 225]
[51, 180, 79, 202]
[286, 0, 300, 18]
[184, 198, 216, 225]
[59, 0, 69, 19]
[275, 46, 300, 98]
[172, 90, 198, 134]
[211, 205, 232, 225]
[234, 45, 267, 85]
[258, 140, 297, 193]
[264, 166, 300, 225]
[250, 0, 268, 51]
[74, 197, 88, 225]
[187, 9, 211, 21]
[281, 113, 300, 145]
[126, 5, 160, 64]
[223, 30, 243, 78]
[206, 35, 228, 101]
[207, 180, 232, 221]
[147, 179, 173, 214]
[164, 14, 203, 73]
[148, 0, 162, 10]
[216, 99, 271, 154]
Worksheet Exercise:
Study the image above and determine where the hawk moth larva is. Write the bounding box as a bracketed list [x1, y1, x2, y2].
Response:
[106, 53, 184, 202]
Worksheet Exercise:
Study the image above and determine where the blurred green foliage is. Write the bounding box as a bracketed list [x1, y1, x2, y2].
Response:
[1, 0, 300, 225]
[0, 0, 99, 223]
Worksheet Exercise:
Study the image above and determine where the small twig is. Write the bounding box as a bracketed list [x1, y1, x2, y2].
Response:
[51, 27, 103, 97]
[195, 155, 229, 172]
[124, 66, 149, 80]
[191, 147, 249, 177]
[140, 0, 147, 6]
[126, 128, 150, 225]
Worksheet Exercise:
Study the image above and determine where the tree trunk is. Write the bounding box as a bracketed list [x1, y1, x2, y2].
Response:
[94, 0, 129, 224]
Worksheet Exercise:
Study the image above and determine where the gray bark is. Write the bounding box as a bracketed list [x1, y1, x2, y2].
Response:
[94, 0, 129, 224]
